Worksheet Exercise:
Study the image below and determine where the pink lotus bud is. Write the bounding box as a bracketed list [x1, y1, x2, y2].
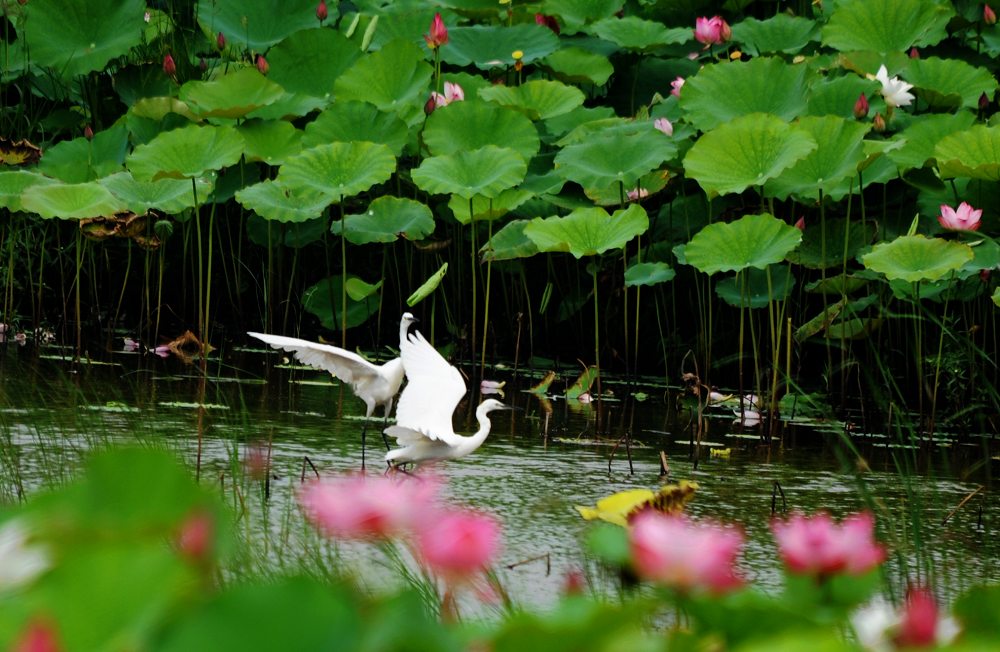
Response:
[162, 53, 176, 77]
[177, 511, 214, 562]
[417, 510, 501, 582]
[794, 216, 805, 231]
[198, 57, 207, 72]
[216, 32, 225, 51]
[256, 54, 269, 75]
[872, 112, 886, 132]
[909, 46, 920, 58]
[938, 202, 983, 231]
[980, 91, 991, 110]
[424, 94, 438, 115]
[562, 568, 586, 595]
[853, 93, 869, 119]
[13, 618, 61, 652]
[772, 511, 885, 578]
[670, 76, 685, 97]
[316, 0, 328, 22]
[534, 13, 560, 34]
[653, 117, 673, 136]
[986, 4, 997, 25]
[83, 125, 93, 140]
[424, 12, 449, 49]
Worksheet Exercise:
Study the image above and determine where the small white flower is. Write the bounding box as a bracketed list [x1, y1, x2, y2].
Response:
[0, 519, 50, 592]
[873, 65, 915, 108]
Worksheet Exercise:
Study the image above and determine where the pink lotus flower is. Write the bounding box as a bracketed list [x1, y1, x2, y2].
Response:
[299, 473, 440, 540]
[653, 117, 673, 136]
[535, 13, 560, 34]
[417, 510, 501, 581]
[894, 587, 941, 647]
[772, 511, 885, 578]
[670, 76, 685, 97]
[424, 12, 449, 49]
[629, 511, 744, 594]
[938, 202, 982, 231]
[694, 16, 730, 47]
[427, 82, 465, 111]
[626, 188, 649, 202]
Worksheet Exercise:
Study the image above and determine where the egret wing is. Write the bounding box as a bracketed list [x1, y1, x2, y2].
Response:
[393, 330, 466, 445]
[247, 332, 380, 384]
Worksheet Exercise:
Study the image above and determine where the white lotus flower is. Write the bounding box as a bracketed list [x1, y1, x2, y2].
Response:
[874, 65, 915, 108]
[0, 519, 50, 592]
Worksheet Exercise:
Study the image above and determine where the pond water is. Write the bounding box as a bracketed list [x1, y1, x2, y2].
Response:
[0, 339, 997, 611]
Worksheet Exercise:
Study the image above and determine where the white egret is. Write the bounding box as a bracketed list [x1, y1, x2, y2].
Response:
[385, 328, 514, 466]
[249, 313, 417, 462]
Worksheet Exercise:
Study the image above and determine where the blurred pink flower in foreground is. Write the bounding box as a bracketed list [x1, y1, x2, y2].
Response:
[772, 511, 885, 578]
[417, 510, 501, 581]
[629, 511, 744, 594]
[694, 16, 730, 47]
[653, 117, 673, 136]
[851, 588, 960, 650]
[938, 202, 982, 231]
[299, 473, 440, 540]
[670, 77, 685, 97]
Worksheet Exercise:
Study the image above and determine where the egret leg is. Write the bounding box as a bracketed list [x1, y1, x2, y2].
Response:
[360, 419, 370, 470]
[380, 413, 392, 451]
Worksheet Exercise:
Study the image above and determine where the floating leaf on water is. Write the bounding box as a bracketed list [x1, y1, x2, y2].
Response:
[566, 366, 598, 399]
[406, 263, 448, 307]
[575, 481, 698, 527]
[528, 370, 557, 394]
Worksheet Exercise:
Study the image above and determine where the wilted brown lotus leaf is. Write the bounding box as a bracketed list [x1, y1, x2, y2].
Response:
[0, 137, 42, 166]
[79, 211, 163, 250]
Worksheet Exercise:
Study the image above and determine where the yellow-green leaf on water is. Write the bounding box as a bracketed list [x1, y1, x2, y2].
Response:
[575, 481, 698, 527]
[406, 263, 448, 307]
[566, 366, 598, 399]
[529, 370, 557, 394]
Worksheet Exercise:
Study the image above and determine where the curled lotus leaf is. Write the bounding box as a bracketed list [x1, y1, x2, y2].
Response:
[934, 125, 1000, 180]
[332, 196, 435, 245]
[406, 263, 449, 307]
[481, 219, 539, 262]
[525, 204, 648, 259]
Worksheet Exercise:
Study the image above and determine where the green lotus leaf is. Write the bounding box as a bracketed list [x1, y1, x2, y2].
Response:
[448, 188, 535, 224]
[555, 131, 675, 191]
[679, 57, 813, 132]
[993, 286, 1000, 308]
[331, 196, 435, 244]
[862, 235, 973, 282]
[806, 76, 879, 118]
[542, 0, 625, 32]
[442, 24, 559, 68]
[235, 180, 330, 223]
[129, 97, 199, 123]
[805, 274, 870, 296]
[302, 275, 379, 330]
[334, 40, 433, 121]
[479, 79, 585, 121]
[348, 9, 436, 52]
[684, 213, 803, 276]
[100, 172, 215, 214]
[346, 277, 383, 302]
[179, 68, 285, 119]
[424, 100, 540, 162]
[302, 101, 408, 156]
[556, 117, 655, 146]
[543, 106, 617, 141]
[127, 124, 245, 181]
[481, 219, 539, 262]
[37, 124, 129, 183]
[525, 204, 648, 259]
[237, 120, 302, 165]
[683, 113, 817, 197]
[888, 112, 976, 172]
[412, 146, 527, 200]
[277, 142, 396, 201]
[731, 14, 818, 56]
[196, 0, 327, 51]
[786, 218, 877, 270]
[905, 58, 999, 110]
[21, 181, 126, 219]
[765, 116, 870, 201]
[624, 261, 675, 287]
[590, 16, 688, 51]
[541, 48, 614, 86]
[246, 93, 328, 121]
[585, 170, 669, 206]
[935, 126, 1000, 180]
[0, 170, 59, 212]
[821, 0, 953, 53]
[23, 0, 145, 78]
[266, 28, 360, 98]
[407, 263, 448, 307]
[715, 265, 795, 308]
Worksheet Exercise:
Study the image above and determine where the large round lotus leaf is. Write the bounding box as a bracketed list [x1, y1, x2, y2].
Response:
[543, 0, 625, 31]
[411, 146, 526, 200]
[821, 0, 953, 53]
[235, 180, 330, 223]
[556, 116, 654, 146]
[129, 97, 199, 123]
[624, 262, 675, 287]
[448, 188, 535, 224]
[888, 112, 976, 171]
[905, 58, 998, 111]
[38, 124, 129, 183]
[21, 182, 126, 219]
[442, 24, 559, 68]
[862, 235, 973, 282]
[247, 94, 328, 121]
[179, 68, 285, 119]
[23, 0, 145, 78]
[525, 204, 648, 259]
[786, 218, 877, 270]
[585, 170, 669, 206]
[806, 76, 879, 118]
[541, 48, 614, 86]
[479, 80, 585, 121]
[684, 213, 802, 276]
[678, 57, 812, 132]
[764, 116, 870, 201]
[331, 196, 435, 244]
[555, 132, 675, 190]
[127, 124, 245, 181]
[543, 106, 617, 140]
[935, 126, 1000, 180]
[266, 28, 360, 97]
[0, 171, 58, 211]
[196, 0, 327, 51]
[731, 14, 818, 56]
[590, 17, 689, 51]
[237, 120, 302, 165]
[424, 100, 539, 161]
[100, 172, 215, 214]
[302, 102, 408, 155]
[481, 219, 539, 261]
[302, 275, 379, 330]
[277, 142, 396, 201]
[683, 113, 817, 197]
[715, 265, 795, 309]
[334, 40, 432, 119]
